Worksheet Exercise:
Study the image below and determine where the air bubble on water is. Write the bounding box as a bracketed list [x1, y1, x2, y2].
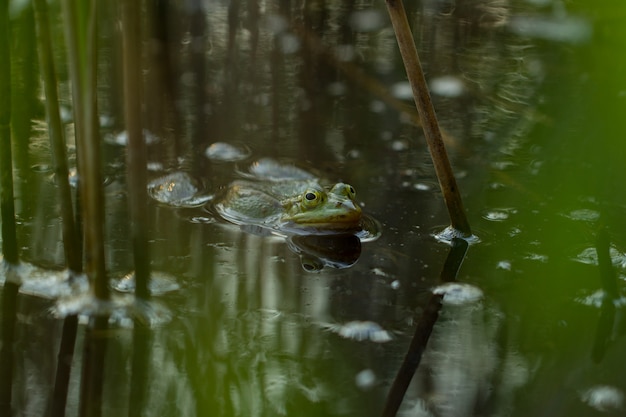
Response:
[413, 183, 431, 191]
[371, 267, 389, 277]
[524, 253, 548, 263]
[509, 15, 592, 44]
[278, 33, 300, 54]
[54, 291, 172, 327]
[111, 271, 181, 295]
[390, 81, 413, 100]
[355, 369, 377, 390]
[369, 100, 385, 113]
[104, 129, 160, 146]
[432, 282, 483, 305]
[433, 226, 480, 245]
[321, 321, 392, 343]
[561, 209, 600, 222]
[573, 246, 626, 268]
[205, 142, 250, 162]
[264, 13, 288, 34]
[391, 140, 408, 151]
[148, 172, 212, 207]
[346, 149, 362, 159]
[0, 260, 88, 299]
[334, 44, 355, 62]
[508, 227, 522, 237]
[187, 216, 216, 224]
[348, 9, 384, 32]
[147, 161, 164, 171]
[327, 81, 347, 96]
[497, 260, 512, 271]
[390, 280, 401, 289]
[581, 385, 624, 412]
[575, 289, 626, 308]
[429, 75, 465, 97]
[483, 209, 510, 221]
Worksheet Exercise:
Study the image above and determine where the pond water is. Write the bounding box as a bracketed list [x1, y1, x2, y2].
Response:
[2, 0, 626, 416]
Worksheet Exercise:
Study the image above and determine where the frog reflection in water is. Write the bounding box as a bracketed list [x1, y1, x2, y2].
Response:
[216, 180, 362, 232]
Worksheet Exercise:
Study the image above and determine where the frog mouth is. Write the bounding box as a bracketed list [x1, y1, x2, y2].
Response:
[285, 201, 362, 229]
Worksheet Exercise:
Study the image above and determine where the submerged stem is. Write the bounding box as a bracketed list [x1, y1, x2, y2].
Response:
[385, 0, 472, 237]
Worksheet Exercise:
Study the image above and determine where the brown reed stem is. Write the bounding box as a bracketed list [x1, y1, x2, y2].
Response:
[385, 0, 472, 237]
[122, 0, 150, 300]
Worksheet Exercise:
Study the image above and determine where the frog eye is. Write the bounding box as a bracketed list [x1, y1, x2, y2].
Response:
[330, 183, 356, 199]
[302, 189, 325, 209]
[346, 185, 356, 199]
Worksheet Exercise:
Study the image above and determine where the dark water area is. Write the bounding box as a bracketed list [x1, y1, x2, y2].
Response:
[2, 0, 626, 416]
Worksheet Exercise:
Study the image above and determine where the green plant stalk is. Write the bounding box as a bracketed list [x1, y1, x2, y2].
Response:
[385, 0, 472, 237]
[33, 0, 82, 273]
[62, 0, 108, 301]
[122, 0, 150, 300]
[60, 3, 109, 416]
[33, 2, 86, 415]
[0, 0, 19, 265]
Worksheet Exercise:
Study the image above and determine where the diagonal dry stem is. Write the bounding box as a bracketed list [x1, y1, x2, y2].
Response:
[385, 0, 471, 237]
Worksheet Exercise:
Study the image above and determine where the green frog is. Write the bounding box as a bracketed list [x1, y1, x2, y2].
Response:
[214, 159, 363, 233]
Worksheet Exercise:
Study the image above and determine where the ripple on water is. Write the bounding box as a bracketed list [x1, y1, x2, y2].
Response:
[148, 171, 212, 208]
